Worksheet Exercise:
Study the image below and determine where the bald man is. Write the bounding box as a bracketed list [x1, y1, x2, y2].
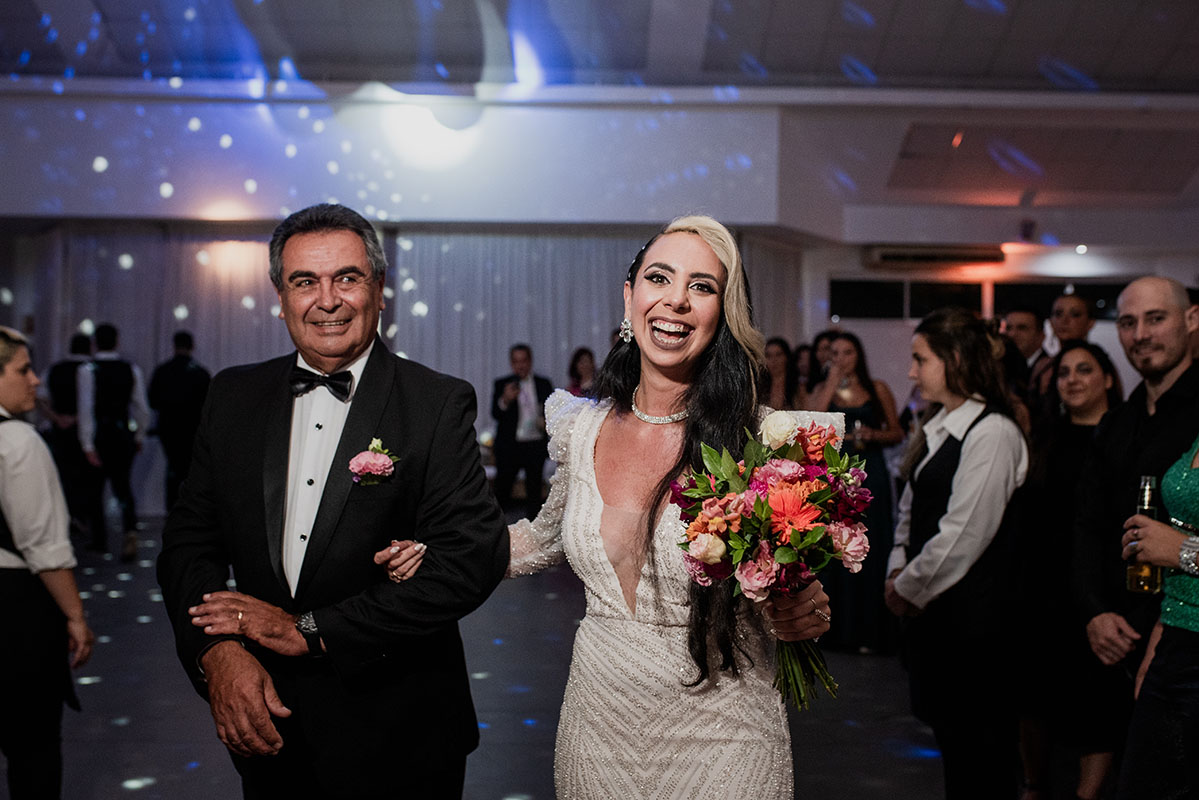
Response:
[1071, 276, 1199, 765]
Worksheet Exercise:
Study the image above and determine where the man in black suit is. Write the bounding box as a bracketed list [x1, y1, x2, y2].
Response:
[491, 344, 553, 517]
[148, 330, 211, 511]
[157, 204, 509, 799]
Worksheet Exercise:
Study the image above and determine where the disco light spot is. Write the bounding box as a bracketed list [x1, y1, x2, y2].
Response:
[168, 76, 182, 89]
[77, 676, 102, 685]
[327, 161, 339, 174]
[399, 238, 414, 251]
[97, 634, 111, 643]
[76, 41, 88, 56]
[411, 301, 429, 317]
[493, 638, 504, 645]
[92, 156, 109, 172]
[79, 319, 95, 335]
[111, 717, 131, 726]
[390, 192, 402, 203]
[986, 138, 1044, 178]
[187, 117, 201, 131]
[452, 302, 463, 312]
[313, 120, 325, 133]
[435, 62, 449, 78]
[121, 777, 157, 790]
[739, 53, 768, 78]
[284, 143, 297, 158]
[18, 50, 31, 66]
[241, 296, 256, 310]
[159, 182, 174, 198]
[0, 288, 11, 306]
[269, 304, 281, 317]
[1037, 56, 1098, 91]
[522, 718, 538, 727]
[106, 590, 125, 598]
[173, 305, 189, 320]
[184, 7, 197, 21]
[195, 249, 210, 265]
[401, 278, 416, 292]
[842, 1, 875, 26]
[477, 722, 491, 729]
[298, 106, 310, 119]
[840, 54, 878, 85]
[52, 80, 64, 94]
[382, 286, 394, 299]
[964, 0, 1007, 14]
[136, 615, 153, 624]
[341, 140, 353, 154]
[219, 134, 232, 148]
[244, 179, 258, 194]
[385, 324, 398, 338]
[118, 253, 134, 269]
[46, 28, 59, 44]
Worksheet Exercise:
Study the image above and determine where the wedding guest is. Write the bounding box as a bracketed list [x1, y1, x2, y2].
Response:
[1072, 277, 1199, 781]
[1003, 306, 1052, 408]
[1018, 341, 1123, 800]
[806, 329, 838, 394]
[37, 333, 92, 533]
[0, 326, 94, 799]
[491, 344, 554, 516]
[381, 215, 834, 798]
[807, 331, 901, 653]
[793, 344, 814, 394]
[885, 307, 1028, 800]
[998, 334, 1033, 435]
[760, 336, 799, 410]
[148, 330, 211, 510]
[566, 347, 595, 397]
[1102, 279, 1199, 800]
[78, 323, 148, 561]
[1051, 293, 1096, 346]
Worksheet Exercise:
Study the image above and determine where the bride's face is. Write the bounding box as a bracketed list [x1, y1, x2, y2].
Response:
[623, 232, 726, 383]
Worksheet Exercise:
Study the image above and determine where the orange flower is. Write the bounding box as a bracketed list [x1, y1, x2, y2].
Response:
[768, 480, 822, 544]
[798, 422, 840, 464]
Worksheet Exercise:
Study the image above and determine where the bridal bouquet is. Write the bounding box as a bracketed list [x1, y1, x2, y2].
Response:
[671, 411, 872, 710]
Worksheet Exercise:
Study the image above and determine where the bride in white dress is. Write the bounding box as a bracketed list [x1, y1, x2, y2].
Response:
[383, 215, 836, 798]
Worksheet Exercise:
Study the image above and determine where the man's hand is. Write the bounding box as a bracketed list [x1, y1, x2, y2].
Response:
[200, 641, 292, 757]
[84, 450, 102, 468]
[1086, 611, 1141, 665]
[66, 617, 95, 668]
[189, 591, 307, 657]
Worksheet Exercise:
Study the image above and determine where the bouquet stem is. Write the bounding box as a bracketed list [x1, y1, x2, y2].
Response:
[774, 640, 838, 711]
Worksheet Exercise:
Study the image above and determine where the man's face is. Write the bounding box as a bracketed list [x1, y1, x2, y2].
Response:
[1116, 279, 1198, 380]
[276, 229, 384, 374]
[510, 349, 532, 380]
[1003, 311, 1044, 358]
[0, 346, 39, 415]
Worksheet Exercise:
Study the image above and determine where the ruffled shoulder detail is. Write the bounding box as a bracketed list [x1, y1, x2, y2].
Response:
[757, 406, 846, 450]
[545, 388, 595, 463]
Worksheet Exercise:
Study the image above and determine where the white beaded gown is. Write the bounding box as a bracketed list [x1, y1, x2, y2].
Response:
[508, 389, 843, 799]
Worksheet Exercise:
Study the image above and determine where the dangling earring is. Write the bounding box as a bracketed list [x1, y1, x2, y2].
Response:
[619, 317, 633, 344]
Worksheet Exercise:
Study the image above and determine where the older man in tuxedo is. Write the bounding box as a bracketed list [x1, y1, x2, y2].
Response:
[158, 204, 509, 799]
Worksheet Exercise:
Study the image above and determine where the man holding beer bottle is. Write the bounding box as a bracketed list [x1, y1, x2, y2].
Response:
[1072, 276, 1199, 745]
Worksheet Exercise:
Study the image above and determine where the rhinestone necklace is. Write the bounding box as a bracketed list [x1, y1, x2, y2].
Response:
[631, 383, 689, 425]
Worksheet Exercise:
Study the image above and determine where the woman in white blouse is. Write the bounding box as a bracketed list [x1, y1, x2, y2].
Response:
[884, 308, 1028, 800]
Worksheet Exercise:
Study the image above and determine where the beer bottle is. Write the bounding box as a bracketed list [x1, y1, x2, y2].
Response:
[1127, 475, 1163, 594]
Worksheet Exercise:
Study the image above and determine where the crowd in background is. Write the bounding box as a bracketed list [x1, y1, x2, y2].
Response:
[6, 274, 1199, 800]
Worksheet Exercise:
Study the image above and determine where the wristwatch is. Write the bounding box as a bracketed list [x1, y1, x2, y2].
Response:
[295, 612, 324, 656]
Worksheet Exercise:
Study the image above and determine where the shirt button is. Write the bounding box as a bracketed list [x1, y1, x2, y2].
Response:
[306, 478, 314, 486]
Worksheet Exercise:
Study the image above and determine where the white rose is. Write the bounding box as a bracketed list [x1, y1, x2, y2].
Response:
[689, 533, 727, 565]
[759, 410, 798, 450]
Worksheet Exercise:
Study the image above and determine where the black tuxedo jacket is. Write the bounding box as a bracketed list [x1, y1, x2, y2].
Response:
[158, 339, 508, 760]
[490, 374, 553, 454]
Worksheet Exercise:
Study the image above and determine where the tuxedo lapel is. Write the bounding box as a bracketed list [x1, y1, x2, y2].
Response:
[262, 359, 294, 596]
[294, 340, 395, 600]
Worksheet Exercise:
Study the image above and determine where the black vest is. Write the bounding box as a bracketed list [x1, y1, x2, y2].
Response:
[47, 359, 83, 415]
[0, 416, 18, 556]
[93, 359, 134, 425]
[906, 406, 1019, 636]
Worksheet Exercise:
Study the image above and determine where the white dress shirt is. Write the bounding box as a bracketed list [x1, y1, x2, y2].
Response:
[514, 376, 542, 443]
[0, 404, 76, 572]
[887, 398, 1028, 610]
[76, 351, 150, 452]
[281, 343, 373, 595]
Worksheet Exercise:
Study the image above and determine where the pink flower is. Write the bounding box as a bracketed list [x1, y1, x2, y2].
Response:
[349, 451, 395, 482]
[735, 542, 780, 602]
[683, 553, 733, 586]
[755, 458, 804, 489]
[828, 521, 870, 573]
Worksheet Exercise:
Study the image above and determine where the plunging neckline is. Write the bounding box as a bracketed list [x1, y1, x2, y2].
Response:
[586, 405, 665, 619]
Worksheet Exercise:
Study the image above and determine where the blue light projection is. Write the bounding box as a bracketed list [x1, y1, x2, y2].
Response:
[841, 2, 876, 28]
[963, 0, 1008, 14]
[739, 53, 768, 79]
[986, 138, 1045, 179]
[840, 54, 878, 85]
[1038, 56, 1099, 91]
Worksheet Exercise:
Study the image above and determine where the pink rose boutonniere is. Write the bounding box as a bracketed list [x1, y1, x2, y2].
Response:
[349, 438, 400, 485]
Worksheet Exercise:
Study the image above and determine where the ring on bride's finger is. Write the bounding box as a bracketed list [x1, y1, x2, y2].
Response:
[809, 598, 818, 612]
[813, 608, 831, 623]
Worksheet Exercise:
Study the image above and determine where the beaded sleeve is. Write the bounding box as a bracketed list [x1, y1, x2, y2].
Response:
[506, 390, 590, 577]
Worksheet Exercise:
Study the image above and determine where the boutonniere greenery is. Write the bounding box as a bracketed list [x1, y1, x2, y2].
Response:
[349, 438, 400, 485]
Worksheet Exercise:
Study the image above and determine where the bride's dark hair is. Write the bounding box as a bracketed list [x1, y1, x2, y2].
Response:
[594, 215, 765, 685]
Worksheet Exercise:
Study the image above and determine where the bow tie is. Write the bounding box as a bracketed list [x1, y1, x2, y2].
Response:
[289, 366, 353, 402]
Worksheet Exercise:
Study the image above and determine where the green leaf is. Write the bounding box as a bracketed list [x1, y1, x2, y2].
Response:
[823, 441, 839, 465]
[774, 545, 798, 564]
[793, 525, 826, 550]
[719, 448, 739, 480]
[701, 443, 723, 475]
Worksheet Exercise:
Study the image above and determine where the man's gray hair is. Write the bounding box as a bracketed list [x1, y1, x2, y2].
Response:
[268, 204, 387, 290]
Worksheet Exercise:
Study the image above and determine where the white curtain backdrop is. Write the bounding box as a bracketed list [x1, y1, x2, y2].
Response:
[11, 221, 809, 513]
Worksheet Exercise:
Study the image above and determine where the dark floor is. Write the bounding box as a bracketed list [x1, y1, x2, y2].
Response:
[17, 519, 945, 800]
